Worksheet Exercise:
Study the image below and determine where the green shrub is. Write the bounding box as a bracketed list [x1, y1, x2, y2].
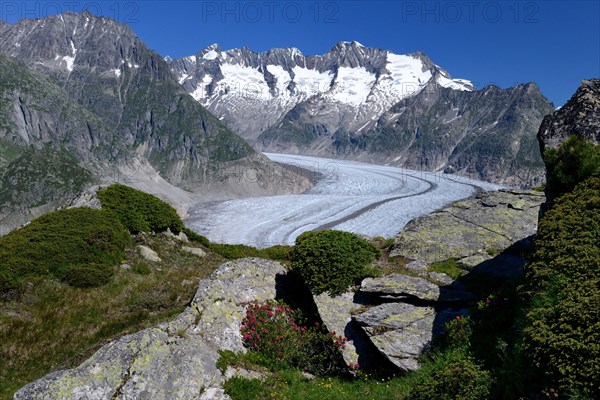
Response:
[544, 135, 600, 201]
[97, 184, 184, 234]
[290, 230, 380, 296]
[521, 177, 600, 396]
[0, 270, 19, 299]
[0, 208, 131, 293]
[182, 227, 210, 247]
[209, 243, 261, 259]
[408, 352, 491, 400]
[60, 264, 113, 288]
[445, 316, 473, 350]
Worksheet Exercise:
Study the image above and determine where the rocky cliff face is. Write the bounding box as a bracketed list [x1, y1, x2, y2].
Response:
[537, 79, 600, 152]
[536, 78, 600, 207]
[0, 12, 310, 233]
[170, 42, 554, 187]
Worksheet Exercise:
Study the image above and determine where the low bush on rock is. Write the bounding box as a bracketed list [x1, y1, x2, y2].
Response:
[290, 230, 380, 296]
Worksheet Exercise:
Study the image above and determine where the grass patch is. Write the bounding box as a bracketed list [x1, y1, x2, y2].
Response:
[208, 243, 293, 262]
[428, 259, 465, 280]
[222, 350, 487, 400]
[0, 233, 224, 399]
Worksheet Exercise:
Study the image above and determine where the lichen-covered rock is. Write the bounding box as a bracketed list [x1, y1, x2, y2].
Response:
[182, 246, 206, 257]
[138, 245, 161, 262]
[14, 258, 287, 400]
[390, 189, 544, 264]
[360, 274, 476, 302]
[353, 303, 468, 371]
[404, 260, 428, 273]
[313, 292, 363, 367]
[361, 274, 440, 301]
[353, 303, 434, 371]
[537, 79, 600, 152]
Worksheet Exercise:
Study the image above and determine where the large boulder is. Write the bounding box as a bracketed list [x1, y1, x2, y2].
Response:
[353, 303, 468, 371]
[390, 189, 544, 264]
[14, 258, 287, 400]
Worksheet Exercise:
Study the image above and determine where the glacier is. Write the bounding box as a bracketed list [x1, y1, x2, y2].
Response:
[185, 154, 502, 247]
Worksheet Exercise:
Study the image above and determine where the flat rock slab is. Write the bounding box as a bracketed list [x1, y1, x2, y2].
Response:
[360, 274, 476, 302]
[15, 258, 287, 400]
[390, 190, 544, 264]
[361, 274, 440, 301]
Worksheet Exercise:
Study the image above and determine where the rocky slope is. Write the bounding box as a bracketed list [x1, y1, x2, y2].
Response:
[14, 258, 286, 400]
[170, 42, 554, 187]
[0, 12, 310, 233]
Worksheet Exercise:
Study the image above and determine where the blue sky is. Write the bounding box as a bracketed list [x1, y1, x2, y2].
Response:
[1, 1, 599, 106]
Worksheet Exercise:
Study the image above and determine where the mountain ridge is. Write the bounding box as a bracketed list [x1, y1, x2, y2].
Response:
[0, 12, 310, 234]
[169, 42, 553, 187]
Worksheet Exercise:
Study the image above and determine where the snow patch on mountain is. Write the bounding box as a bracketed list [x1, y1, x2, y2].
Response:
[168, 43, 473, 137]
[203, 49, 219, 60]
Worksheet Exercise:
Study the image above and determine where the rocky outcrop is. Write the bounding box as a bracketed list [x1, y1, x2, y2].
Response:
[314, 272, 475, 372]
[537, 79, 600, 204]
[361, 274, 476, 302]
[390, 189, 544, 271]
[14, 258, 287, 400]
[353, 303, 468, 371]
[538, 79, 600, 152]
[313, 292, 364, 367]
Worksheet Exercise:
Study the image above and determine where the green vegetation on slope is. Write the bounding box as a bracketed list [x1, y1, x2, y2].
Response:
[0, 207, 130, 295]
[521, 177, 600, 396]
[0, 233, 225, 399]
[0, 146, 93, 209]
[0, 183, 300, 399]
[97, 184, 184, 234]
[544, 135, 600, 200]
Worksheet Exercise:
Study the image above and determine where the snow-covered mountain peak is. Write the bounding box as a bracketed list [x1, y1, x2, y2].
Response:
[168, 43, 474, 138]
